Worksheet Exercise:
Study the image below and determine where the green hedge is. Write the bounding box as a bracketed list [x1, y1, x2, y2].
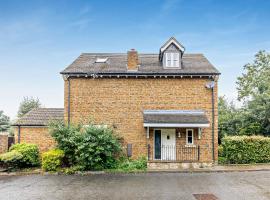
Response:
[42, 149, 64, 172]
[221, 136, 270, 164]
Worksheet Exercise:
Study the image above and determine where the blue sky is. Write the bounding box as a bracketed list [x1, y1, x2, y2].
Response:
[0, 0, 270, 119]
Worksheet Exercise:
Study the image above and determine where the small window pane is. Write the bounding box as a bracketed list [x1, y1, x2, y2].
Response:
[188, 131, 192, 137]
[187, 130, 193, 144]
[188, 136, 193, 144]
[166, 53, 179, 67]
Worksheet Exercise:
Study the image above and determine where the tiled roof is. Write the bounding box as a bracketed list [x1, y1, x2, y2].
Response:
[143, 110, 209, 124]
[13, 108, 64, 126]
[61, 53, 220, 75]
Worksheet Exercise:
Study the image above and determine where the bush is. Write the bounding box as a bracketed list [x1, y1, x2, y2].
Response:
[110, 157, 147, 172]
[10, 143, 40, 167]
[218, 145, 224, 157]
[42, 149, 64, 172]
[49, 121, 79, 165]
[221, 136, 270, 164]
[0, 151, 23, 169]
[49, 121, 122, 170]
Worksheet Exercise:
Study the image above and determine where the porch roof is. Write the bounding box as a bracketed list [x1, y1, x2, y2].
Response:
[143, 110, 210, 128]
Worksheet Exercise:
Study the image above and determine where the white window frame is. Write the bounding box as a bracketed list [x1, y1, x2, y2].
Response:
[165, 52, 179, 68]
[186, 129, 194, 145]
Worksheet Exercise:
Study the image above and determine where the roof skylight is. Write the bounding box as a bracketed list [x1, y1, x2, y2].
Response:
[95, 58, 108, 63]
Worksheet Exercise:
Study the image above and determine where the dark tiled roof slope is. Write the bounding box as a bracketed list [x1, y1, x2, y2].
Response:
[13, 108, 64, 126]
[61, 53, 220, 75]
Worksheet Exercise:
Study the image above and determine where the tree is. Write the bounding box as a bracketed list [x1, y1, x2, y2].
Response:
[236, 51, 270, 136]
[218, 96, 242, 142]
[17, 97, 41, 118]
[0, 110, 10, 132]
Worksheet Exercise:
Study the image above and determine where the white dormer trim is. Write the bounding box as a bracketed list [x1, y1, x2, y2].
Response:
[160, 37, 185, 53]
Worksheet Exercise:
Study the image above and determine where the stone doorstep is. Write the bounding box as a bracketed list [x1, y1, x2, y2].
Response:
[147, 162, 213, 170]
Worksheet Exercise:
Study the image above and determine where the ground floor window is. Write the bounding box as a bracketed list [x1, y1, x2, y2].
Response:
[186, 129, 194, 145]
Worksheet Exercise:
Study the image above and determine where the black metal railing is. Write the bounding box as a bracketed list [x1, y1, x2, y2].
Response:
[148, 144, 200, 162]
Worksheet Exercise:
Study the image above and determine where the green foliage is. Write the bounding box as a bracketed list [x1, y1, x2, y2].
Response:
[42, 149, 64, 172]
[9, 143, 40, 167]
[0, 151, 23, 169]
[218, 96, 241, 142]
[218, 51, 270, 141]
[49, 121, 122, 170]
[49, 121, 79, 164]
[17, 96, 41, 118]
[218, 145, 224, 157]
[221, 136, 270, 164]
[218, 156, 227, 164]
[237, 51, 270, 100]
[0, 110, 10, 132]
[112, 157, 147, 172]
[61, 165, 83, 174]
[236, 51, 270, 136]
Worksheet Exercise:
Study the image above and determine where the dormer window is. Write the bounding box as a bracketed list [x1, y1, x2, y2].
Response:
[159, 37, 185, 69]
[165, 52, 179, 68]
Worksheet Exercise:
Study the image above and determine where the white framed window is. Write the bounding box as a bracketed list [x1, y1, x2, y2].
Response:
[186, 129, 194, 145]
[165, 52, 179, 67]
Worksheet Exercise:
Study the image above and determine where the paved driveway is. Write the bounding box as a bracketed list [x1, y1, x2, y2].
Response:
[0, 171, 269, 200]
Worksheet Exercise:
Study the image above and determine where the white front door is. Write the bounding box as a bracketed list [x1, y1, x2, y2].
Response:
[161, 129, 176, 160]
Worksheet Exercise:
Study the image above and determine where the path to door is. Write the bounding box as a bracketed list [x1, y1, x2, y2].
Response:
[0, 171, 269, 200]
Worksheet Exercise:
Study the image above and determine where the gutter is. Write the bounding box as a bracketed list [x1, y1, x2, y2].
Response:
[60, 72, 221, 77]
[12, 123, 47, 127]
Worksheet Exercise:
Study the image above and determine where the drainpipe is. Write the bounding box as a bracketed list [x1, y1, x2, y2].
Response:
[18, 126, 21, 143]
[67, 77, 71, 126]
[206, 79, 216, 163]
[211, 85, 215, 163]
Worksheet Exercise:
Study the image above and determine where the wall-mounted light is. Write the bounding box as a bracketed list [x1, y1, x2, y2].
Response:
[198, 128, 202, 140]
[178, 131, 181, 138]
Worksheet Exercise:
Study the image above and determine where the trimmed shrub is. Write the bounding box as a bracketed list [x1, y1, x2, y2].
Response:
[0, 151, 23, 169]
[221, 136, 270, 164]
[42, 149, 64, 172]
[49, 121, 122, 170]
[9, 143, 40, 167]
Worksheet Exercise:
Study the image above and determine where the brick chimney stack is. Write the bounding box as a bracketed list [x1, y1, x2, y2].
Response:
[127, 49, 138, 70]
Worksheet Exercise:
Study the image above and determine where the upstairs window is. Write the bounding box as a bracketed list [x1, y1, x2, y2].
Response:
[165, 52, 179, 68]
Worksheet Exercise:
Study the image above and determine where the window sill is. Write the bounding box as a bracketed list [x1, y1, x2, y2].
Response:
[185, 144, 196, 148]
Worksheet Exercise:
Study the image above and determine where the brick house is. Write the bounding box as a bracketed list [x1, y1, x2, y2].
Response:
[14, 37, 220, 166]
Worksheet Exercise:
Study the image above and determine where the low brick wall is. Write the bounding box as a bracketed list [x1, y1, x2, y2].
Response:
[147, 161, 213, 170]
[14, 127, 56, 152]
[0, 133, 8, 154]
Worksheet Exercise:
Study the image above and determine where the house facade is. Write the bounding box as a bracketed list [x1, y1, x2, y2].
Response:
[14, 37, 220, 166]
[62, 37, 220, 164]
